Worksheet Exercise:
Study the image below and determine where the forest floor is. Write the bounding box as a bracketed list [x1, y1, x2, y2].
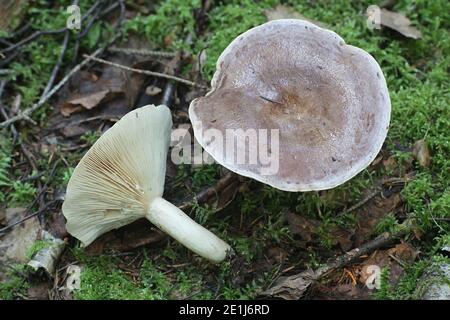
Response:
[0, 0, 449, 300]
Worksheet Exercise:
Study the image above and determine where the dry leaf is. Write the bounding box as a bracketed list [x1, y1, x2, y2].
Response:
[27, 282, 50, 300]
[330, 226, 354, 252]
[61, 90, 110, 116]
[358, 242, 418, 288]
[367, 7, 422, 39]
[285, 212, 319, 243]
[353, 193, 402, 246]
[383, 155, 397, 171]
[412, 139, 431, 167]
[266, 247, 288, 264]
[387, 242, 419, 263]
[261, 268, 317, 299]
[57, 37, 150, 117]
[0, 208, 41, 263]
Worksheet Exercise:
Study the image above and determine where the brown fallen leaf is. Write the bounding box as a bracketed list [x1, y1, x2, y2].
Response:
[412, 139, 431, 167]
[387, 242, 419, 263]
[60, 90, 110, 117]
[57, 37, 151, 117]
[367, 6, 422, 39]
[264, 5, 328, 28]
[0, 208, 41, 263]
[353, 193, 402, 247]
[266, 247, 288, 265]
[358, 242, 418, 288]
[261, 268, 317, 300]
[27, 282, 50, 300]
[329, 226, 354, 252]
[285, 212, 319, 243]
[383, 155, 397, 171]
[312, 282, 370, 300]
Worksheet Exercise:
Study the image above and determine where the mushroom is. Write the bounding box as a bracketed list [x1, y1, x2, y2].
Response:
[62, 104, 231, 263]
[189, 19, 390, 191]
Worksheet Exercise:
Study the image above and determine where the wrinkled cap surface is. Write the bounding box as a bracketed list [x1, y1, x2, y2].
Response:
[189, 19, 391, 191]
[62, 104, 172, 246]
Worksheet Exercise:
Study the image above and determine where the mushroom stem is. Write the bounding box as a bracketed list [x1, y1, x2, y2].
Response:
[146, 197, 231, 263]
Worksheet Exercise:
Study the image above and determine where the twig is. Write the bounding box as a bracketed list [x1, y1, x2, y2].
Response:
[0, 31, 121, 129]
[41, 28, 71, 98]
[75, 1, 102, 40]
[108, 47, 177, 58]
[0, 200, 61, 234]
[0, 80, 19, 143]
[0, 69, 14, 75]
[82, 54, 208, 89]
[432, 217, 450, 222]
[342, 174, 414, 215]
[345, 187, 381, 213]
[100, 1, 123, 20]
[0, 0, 101, 55]
[0, 50, 20, 68]
[25, 161, 58, 210]
[261, 219, 413, 299]
[0, 47, 102, 128]
[178, 172, 238, 211]
[161, 81, 176, 106]
[160, 33, 193, 106]
[0, 29, 67, 54]
[388, 253, 407, 268]
[4, 22, 31, 39]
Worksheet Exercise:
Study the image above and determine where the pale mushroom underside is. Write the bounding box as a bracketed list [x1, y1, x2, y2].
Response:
[62, 104, 172, 246]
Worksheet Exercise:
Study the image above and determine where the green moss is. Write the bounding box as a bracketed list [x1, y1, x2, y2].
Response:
[0, 264, 29, 300]
[80, 131, 101, 146]
[8, 181, 37, 206]
[124, 0, 201, 50]
[199, 0, 277, 79]
[374, 213, 402, 235]
[191, 164, 221, 190]
[74, 254, 156, 300]
[2, 0, 448, 300]
[26, 240, 51, 260]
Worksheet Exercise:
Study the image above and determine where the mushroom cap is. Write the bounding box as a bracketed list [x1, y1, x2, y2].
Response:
[62, 104, 172, 246]
[189, 19, 390, 191]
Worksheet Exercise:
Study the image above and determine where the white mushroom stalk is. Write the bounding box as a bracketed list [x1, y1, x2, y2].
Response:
[62, 104, 231, 263]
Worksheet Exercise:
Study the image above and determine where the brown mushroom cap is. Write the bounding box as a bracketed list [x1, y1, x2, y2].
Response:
[189, 19, 390, 191]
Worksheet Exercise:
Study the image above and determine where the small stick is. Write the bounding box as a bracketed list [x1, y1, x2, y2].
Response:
[108, 47, 178, 58]
[0, 0, 101, 55]
[344, 187, 381, 213]
[0, 30, 121, 129]
[0, 29, 67, 54]
[0, 47, 102, 128]
[177, 172, 238, 211]
[261, 220, 413, 299]
[0, 80, 19, 143]
[41, 28, 71, 98]
[82, 54, 208, 89]
[0, 200, 60, 234]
